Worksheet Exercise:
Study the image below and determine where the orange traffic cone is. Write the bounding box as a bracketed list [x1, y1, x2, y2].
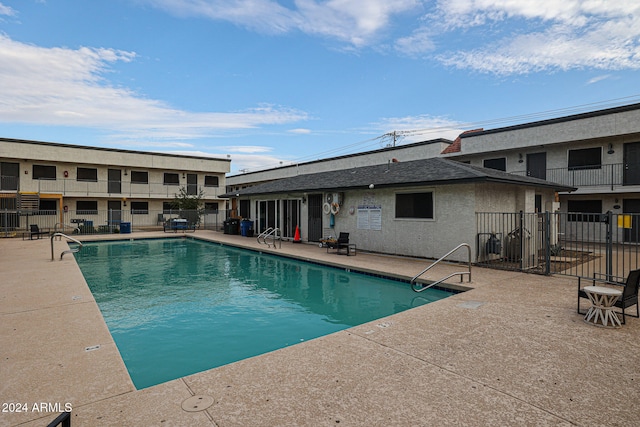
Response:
[293, 225, 301, 243]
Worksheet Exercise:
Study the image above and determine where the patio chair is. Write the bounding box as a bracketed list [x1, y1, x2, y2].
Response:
[325, 232, 349, 252]
[336, 232, 356, 256]
[578, 269, 640, 324]
[28, 224, 49, 240]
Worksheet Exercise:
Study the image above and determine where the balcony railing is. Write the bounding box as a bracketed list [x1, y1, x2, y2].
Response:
[1, 177, 222, 199]
[511, 163, 633, 190]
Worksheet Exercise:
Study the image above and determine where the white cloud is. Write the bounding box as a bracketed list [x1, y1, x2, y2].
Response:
[0, 35, 308, 139]
[0, 2, 16, 16]
[146, 0, 420, 47]
[148, 1, 640, 74]
[587, 74, 611, 85]
[216, 145, 273, 153]
[288, 128, 312, 134]
[430, 0, 640, 74]
[394, 27, 435, 57]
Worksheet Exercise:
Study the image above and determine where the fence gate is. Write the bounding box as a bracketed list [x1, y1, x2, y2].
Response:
[476, 211, 640, 279]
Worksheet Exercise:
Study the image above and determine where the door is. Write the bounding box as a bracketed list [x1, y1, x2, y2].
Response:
[0, 162, 19, 190]
[257, 200, 278, 233]
[307, 194, 323, 242]
[282, 199, 301, 239]
[108, 200, 122, 226]
[187, 173, 197, 195]
[527, 152, 547, 180]
[623, 199, 640, 243]
[108, 169, 121, 194]
[623, 142, 640, 185]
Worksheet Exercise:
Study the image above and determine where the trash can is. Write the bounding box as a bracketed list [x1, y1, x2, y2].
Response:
[228, 218, 240, 235]
[240, 219, 254, 237]
[120, 222, 131, 234]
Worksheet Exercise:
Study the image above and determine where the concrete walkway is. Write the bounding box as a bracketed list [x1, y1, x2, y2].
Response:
[1, 231, 638, 426]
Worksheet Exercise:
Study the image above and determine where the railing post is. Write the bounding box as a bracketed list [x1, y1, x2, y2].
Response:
[544, 211, 551, 275]
[518, 210, 524, 271]
[606, 210, 613, 280]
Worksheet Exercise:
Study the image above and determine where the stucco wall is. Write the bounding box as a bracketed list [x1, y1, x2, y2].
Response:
[1, 139, 230, 173]
[458, 108, 640, 156]
[2, 154, 226, 200]
[246, 182, 553, 263]
[316, 184, 478, 262]
[227, 140, 450, 188]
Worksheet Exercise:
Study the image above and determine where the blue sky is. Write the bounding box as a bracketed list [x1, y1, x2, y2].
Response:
[1, 1, 639, 174]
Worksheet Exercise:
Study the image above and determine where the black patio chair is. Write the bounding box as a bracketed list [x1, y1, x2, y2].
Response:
[336, 232, 355, 255]
[29, 224, 50, 240]
[578, 269, 640, 324]
[325, 232, 349, 252]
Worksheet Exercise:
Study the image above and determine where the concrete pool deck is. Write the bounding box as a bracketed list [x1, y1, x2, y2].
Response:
[1, 231, 638, 426]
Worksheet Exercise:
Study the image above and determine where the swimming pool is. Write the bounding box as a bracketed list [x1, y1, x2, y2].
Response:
[73, 238, 453, 389]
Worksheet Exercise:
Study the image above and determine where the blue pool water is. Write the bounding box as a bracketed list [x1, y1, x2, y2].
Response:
[73, 238, 453, 389]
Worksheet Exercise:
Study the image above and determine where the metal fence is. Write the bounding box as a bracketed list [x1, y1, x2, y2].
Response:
[476, 211, 640, 279]
[0, 209, 227, 237]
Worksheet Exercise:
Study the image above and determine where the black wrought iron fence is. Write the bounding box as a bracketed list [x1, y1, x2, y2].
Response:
[476, 211, 640, 279]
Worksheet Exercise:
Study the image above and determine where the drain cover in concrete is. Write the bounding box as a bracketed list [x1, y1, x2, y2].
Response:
[182, 395, 214, 412]
[457, 301, 485, 309]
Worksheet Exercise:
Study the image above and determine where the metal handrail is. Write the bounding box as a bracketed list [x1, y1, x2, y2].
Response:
[257, 227, 281, 249]
[51, 233, 83, 260]
[46, 411, 71, 427]
[257, 227, 274, 245]
[411, 243, 471, 292]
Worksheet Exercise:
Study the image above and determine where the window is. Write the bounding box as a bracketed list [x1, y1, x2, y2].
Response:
[77, 201, 98, 215]
[568, 148, 601, 170]
[395, 192, 434, 219]
[37, 199, 57, 215]
[205, 202, 219, 213]
[205, 175, 219, 187]
[164, 172, 179, 185]
[567, 200, 602, 222]
[163, 202, 174, 213]
[130, 201, 148, 214]
[239, 200, 249, 217]
[32, 165, 56, 180]
[130, 171, 148, 184]
[77, 167, 97, 182]
[483, 158, 506, 171]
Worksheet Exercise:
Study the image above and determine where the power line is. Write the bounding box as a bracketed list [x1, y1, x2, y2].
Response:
[236, 95, 640, 174]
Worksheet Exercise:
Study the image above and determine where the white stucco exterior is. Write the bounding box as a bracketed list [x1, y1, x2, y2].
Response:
[242, 183, 556, 262]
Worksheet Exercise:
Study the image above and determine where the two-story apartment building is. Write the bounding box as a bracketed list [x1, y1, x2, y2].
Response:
[0, 138, 230, 233]
[443, 103, 640, 241]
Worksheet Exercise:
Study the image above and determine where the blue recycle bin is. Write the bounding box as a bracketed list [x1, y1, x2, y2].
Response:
[240, 219, 254, 237]
[120, 222, 131, 234]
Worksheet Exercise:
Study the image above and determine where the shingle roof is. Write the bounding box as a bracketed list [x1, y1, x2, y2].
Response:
[221, 157, 575, 197]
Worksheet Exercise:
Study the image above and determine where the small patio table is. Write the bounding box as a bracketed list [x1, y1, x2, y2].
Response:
[583, 286, 623, 328]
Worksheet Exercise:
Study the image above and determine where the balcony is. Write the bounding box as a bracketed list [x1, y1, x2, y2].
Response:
[1, 176, 223, 199]
[511, 163, 639, 192]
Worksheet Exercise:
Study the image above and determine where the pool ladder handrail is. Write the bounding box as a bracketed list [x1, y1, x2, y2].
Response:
[411, 243, 471, 292]
[257, 227, 281, 249]
[51, 233, 83, 260]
